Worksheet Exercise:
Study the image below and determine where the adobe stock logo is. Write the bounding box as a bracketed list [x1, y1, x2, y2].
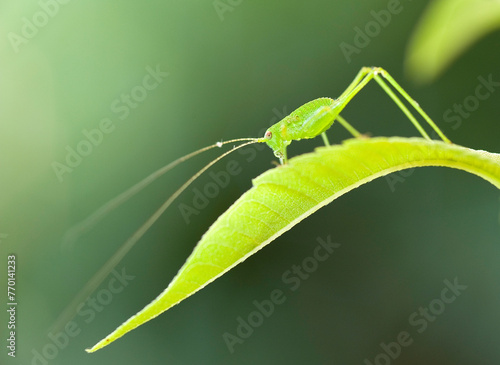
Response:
[364, 277, 467, 365]
[222, 235, 341, 354]
[7, 0, 71, 53]
[213, 0, 243, 21]
[31, 268, 135, 365]
[177, 106, 288, 225]
[385, 73, 499, 193]
[442, 74, 500, 130]
[340, 0, 407, 63]
[51, 65, 169, 183]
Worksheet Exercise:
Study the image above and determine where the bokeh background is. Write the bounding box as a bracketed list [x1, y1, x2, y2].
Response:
[1, 0, 499, 364]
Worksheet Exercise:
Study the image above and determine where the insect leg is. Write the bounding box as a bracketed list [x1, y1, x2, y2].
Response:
[372, 68, 451, 143]
[281, 146, 288, 164]
[321, 133, 331, 146]
[337, 67, 373, 100]
[335, 115, 362, 138]
[334, 67, 450, 143]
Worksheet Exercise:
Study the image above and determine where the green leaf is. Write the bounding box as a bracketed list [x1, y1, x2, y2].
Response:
[86, 137, 500, 352]
[405, 0, 500, 84]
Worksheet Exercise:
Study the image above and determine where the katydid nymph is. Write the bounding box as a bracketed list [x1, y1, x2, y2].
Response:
[263, 66, 450, 163]
[74, 66, 451, 353]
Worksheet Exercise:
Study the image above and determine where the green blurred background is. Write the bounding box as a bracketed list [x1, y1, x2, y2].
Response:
[1, 0, 499, 364]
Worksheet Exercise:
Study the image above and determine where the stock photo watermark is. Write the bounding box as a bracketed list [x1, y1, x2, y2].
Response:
[442, 74, 500, 130]
[7, 0, 72, 53]
[385, 73, 499, 192]
[178, 106, 288, 224]
[6, 253, 17, 358]
[222, 235, 341, 354]
[213, 0, 244, 21]
[30, 267, 135, 365]
[51, 64, 169, 183]
[384, 167, 416, 193]
[340, 0, 407, 64]
[363, 277, 467, 365]
[384, 146, 424, 192]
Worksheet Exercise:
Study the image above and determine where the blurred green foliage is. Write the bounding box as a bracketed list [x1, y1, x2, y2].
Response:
[406, 0, 500, 84]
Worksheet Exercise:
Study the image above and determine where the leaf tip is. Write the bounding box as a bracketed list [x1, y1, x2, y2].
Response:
[85, 337, 112, 354]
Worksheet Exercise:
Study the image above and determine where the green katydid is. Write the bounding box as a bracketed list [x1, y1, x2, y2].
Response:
[75, 66, 452, 352]
[263, 66, 450, 163]
[65, 66, 449, 249]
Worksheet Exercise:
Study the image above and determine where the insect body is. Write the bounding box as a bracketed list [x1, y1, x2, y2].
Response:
[263, 66, 451, 163]
[264, 97, 338, 162]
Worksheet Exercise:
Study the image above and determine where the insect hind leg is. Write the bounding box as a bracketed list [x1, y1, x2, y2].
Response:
[337, 67, 373, 100]
[335, 67, 450, 143]
[371, 67, 451, 143]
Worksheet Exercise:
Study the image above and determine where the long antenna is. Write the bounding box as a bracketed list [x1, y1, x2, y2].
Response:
[51, 139, 263, 333]
[60, 138, 259, 251]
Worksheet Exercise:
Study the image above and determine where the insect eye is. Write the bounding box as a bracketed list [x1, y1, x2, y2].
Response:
[264, 131, 272, 140]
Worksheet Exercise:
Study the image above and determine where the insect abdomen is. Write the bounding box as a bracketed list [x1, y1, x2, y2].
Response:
[283, 97, 337, 140]
[289, 97, 334, 121]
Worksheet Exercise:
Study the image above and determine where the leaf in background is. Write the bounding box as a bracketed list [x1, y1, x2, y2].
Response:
[86, 137, 500, 353]
[405, 0, 500, 84]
